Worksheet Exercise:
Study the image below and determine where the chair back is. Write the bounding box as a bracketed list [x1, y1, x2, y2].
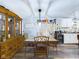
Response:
[34, 36, 49, 46]
[34, 36, 49, 58]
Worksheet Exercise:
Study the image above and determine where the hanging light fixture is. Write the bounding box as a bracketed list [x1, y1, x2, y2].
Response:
[38, 9, 42, 21]
[38, 9, 41, 26]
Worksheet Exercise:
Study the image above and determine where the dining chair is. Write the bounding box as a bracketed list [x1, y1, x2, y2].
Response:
[34, 36, 49, 59]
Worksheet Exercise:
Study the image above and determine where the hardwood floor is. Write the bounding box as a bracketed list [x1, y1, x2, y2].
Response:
[12, 44, 79, 59]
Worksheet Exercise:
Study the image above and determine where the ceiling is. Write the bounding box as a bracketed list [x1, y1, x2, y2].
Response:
[0, 0, 79, 19]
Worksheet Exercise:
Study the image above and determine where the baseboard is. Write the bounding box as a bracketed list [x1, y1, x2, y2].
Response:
[63, 43, 78, 45]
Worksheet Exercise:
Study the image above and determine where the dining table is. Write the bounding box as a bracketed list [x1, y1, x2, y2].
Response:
[25, 37, 59, 47]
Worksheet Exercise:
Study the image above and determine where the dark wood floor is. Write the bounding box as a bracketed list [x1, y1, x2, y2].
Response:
[12, 44, 79, 59]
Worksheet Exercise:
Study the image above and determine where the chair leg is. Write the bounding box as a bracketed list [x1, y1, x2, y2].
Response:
[24, 43, 26, 59]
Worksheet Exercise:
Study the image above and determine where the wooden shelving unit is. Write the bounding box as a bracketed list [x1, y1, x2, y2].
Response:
[0, 5, 25, 59]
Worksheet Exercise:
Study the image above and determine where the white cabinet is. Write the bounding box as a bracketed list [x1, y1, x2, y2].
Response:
[64, 33, 78, 43]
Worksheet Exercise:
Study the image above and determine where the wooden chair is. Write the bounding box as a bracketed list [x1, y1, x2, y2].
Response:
[34, 36, 49, 59]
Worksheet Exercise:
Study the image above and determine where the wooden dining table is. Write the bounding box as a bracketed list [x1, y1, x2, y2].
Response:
[25, 38, 59, 47]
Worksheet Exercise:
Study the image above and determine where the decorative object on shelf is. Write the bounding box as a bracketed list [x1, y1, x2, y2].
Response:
[0, 13, 6, 42]
[37, 19, 48, 23]
[37, 18, 56, 24]
[49, 19, 56, 24]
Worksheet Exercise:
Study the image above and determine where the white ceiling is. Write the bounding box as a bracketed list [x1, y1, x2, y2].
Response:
[0, 0, 79, 19]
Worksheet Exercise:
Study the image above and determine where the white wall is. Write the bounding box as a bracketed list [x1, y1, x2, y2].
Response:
[64, 33, 78, 43]
[61, 18, 73, 27]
